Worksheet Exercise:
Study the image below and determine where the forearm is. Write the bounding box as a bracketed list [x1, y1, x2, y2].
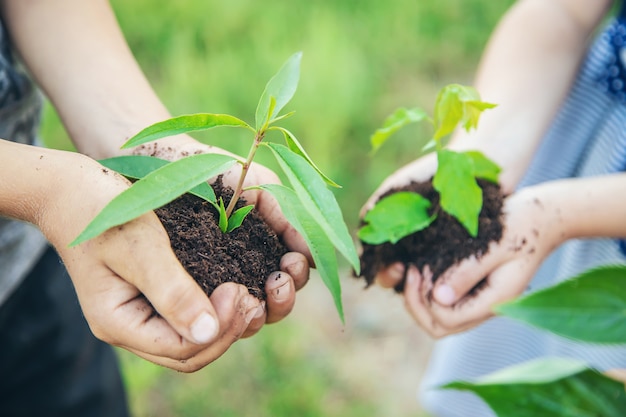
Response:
[530, 173, 626, 244]
[450, 0, 613, 193]
[0, 0, 178, 159]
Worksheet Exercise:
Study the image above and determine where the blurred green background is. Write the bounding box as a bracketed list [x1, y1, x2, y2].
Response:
[41, 0, 514, 416]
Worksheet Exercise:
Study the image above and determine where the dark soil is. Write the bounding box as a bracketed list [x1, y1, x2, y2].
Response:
[357, 178, 505, 293]
[155, 177, 287, 300]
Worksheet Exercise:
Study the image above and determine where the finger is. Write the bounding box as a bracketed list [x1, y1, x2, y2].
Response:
[280, 251, 309, 290]
[403, 265, 437, 333]
[90, 278, 207, 360]
[429, 260, 530, 330]
[431, 246, 507, 306]
[403, 266, 484, 338]
[102, 215, 223, 345]
[376, 262, 405, 289]
[121, 284, 260, 372]
[264, 271, 296, 324]
[241, 301, 267, 338]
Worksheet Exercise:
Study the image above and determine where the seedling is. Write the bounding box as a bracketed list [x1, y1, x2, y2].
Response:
[358, 84, 500, 244]
[70, 52, 359, 321]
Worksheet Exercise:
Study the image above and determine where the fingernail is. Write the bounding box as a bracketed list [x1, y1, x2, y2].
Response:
[272, 280, 291, 303]
[434, 284, 456, 306]
[190, 312, 219, 344]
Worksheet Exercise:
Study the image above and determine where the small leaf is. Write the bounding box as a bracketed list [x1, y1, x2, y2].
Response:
[257, 184, 344, 322]
[226, 205, 254, 233]
[433, 84, 496, 141]
[433, 149, 482, 237]
[442, 357, 626, 417]
[218, 197, 228, 233]
[255, 52, 302, 130]
[121, 114, 252, 149]
[268, 110, 296, 125]
[71, 153, 237, 246]
[271, 126, 340, 188]
[358, 192, 435, 244]
[370, 107, 428, 154]
[265, 142, 360, 274]
[494, 264, 626, 344]
[99, 155, 217, 203]
[464, 150, 501, 183]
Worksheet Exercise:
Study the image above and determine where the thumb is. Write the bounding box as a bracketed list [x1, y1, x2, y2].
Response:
[432, 254, 500, 306]
[104, 219, 221, 345]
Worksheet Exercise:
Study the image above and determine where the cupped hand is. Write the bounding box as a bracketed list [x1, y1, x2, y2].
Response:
[130, 136, 310, 325]
[396, 184, 565, 338]
[35, 150, 301, 371]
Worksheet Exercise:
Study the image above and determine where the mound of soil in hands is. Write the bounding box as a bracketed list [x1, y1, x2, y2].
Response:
[155, 177, 287, 300]
[357, 178, 505, 293]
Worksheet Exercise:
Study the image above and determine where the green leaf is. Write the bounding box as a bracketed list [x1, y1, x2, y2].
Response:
[70, 153, 237, 246]
[121, 114, 252, 149]
[433, 149, 482, 237]
[99, 155, 217, 203]
[465, 150, 501, 183]
[265, 142, 360, 274]
[370, 107, 428, 154]
[494, 265, 626, 344]
[271, 126, 340, 188]
[257, 184, 344, 322]
[217, 197, 228, 233]
[358, 192, 435, 244]
[433, 84, 496, 141]
[226, 205, 254, 233]
[442, 357, 626, 417]
[255, 52, 302, 130]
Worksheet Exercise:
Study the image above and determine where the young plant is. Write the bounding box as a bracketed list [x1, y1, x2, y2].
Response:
[358, 84, 499, 244]
[70, 52, 359, 321]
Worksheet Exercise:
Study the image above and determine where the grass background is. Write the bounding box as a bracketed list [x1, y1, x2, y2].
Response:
[41, 0, 514, 415]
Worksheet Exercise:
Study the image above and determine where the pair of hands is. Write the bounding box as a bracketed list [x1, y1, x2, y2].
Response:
[37, 139, 310, 372]
[364, 155, 564, 338]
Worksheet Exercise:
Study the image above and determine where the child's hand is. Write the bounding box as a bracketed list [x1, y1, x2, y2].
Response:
[400, 184, 565, 337]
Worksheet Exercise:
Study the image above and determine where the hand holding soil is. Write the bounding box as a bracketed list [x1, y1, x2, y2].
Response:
[22, 145, 267, 372]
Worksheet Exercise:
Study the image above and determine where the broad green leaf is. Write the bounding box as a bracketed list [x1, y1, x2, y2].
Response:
[265, 142, 360, 274]
[226, 205, 255, 233]
[255, 52, 302, 130]
[433, 149, 482, 237]
[443, 357, 626, 417]
[257, 184, 344, 322]
[71, 153, 237, 246]
[358, 192, 435, 244]
[433, 84, 495, 140]
[271, 126, 340, 188]
[218, 197, 228, 233]
[99, 155, 217, 203]
[370, 107, 428, 154]
[464, 150, 501, 183]
[494, 265, 626, 344]
[121, 114, 252, 149]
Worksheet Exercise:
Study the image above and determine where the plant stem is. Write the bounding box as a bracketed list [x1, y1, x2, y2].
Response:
[225, 130, 265, 217]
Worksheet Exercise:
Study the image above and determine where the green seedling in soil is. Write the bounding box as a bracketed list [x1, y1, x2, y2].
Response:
[358, 84, 500, 244]
[70, 52, 359, 321]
